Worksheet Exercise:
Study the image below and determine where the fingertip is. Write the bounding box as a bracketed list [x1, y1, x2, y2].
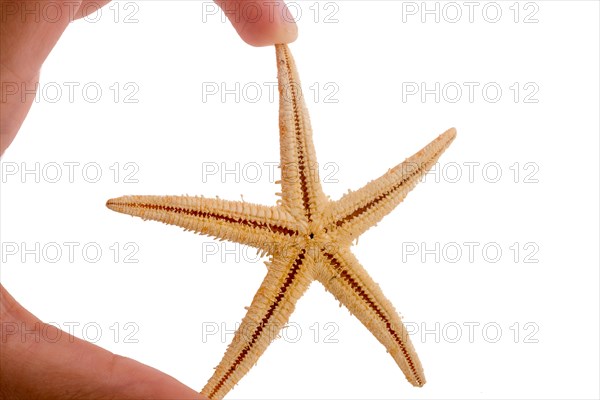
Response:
[239, 19, 298, 47]
[216, 0, 298, 47]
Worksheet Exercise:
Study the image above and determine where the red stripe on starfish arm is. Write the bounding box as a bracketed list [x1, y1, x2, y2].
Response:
[317, 248, 426, 387]
[201, 249, 314, 399]
[324, 128, 456, 243]
[106, 195, 299, 253]
[275, 44, 327, 224]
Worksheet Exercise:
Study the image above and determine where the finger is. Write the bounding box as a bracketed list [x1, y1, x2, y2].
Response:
[0, 0, 76, 155]
[0, 285, 206, 399]
[0, 0, 112, 156]
[214, 0, 298, 46]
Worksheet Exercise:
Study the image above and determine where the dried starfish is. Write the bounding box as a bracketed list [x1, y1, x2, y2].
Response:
[107, 44, 456, 399]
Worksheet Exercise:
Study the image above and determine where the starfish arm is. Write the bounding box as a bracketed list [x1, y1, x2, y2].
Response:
[106, 195, 298, 251]
[325, 128, 456, 243]
[275, 44, 327, 223]
[316, 248, 425, 387]
[201, 250, 313, 399]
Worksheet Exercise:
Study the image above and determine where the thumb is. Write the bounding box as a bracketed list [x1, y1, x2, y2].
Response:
[215, 0, 298, 46]
[0, 285, 205, 399]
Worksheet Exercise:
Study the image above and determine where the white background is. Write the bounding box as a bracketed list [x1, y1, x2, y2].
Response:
[1, 1, 599, 399]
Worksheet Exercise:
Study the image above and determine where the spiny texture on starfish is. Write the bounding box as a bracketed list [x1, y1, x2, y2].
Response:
[106, 44, 456, 399]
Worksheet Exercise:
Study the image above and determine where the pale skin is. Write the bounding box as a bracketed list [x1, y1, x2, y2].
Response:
[0, 1, 297, 398]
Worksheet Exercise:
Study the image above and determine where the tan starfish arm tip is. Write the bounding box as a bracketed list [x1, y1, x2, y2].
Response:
[316, 249, 425, 387]
[201, 251, 315, 399]
[106, 195, 298, 252]
[325, 127, 456, 243]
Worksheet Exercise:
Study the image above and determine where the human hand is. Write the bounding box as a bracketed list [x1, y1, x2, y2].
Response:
[0, 285, 204, 399]
[0, 1, 297, 398]
[0, 0, 298, 156]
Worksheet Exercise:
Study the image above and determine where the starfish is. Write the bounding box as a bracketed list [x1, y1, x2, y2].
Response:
[106, 44, 456, 399]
